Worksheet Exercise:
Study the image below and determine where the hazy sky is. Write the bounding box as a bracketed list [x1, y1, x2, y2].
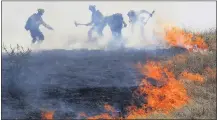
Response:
[2, 1, 216, 49]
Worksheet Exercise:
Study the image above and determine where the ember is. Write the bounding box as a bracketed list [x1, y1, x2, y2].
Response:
[41, 111, 54, 120]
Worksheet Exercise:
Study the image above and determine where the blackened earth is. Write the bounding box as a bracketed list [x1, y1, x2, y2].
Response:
[2, 47, 187, 119]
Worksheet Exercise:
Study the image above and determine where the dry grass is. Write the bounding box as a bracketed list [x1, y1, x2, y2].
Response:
[171, 53, 216, 119]
[200, 28, 216, 51]
[146, 28, 216, 119]
[144, 112, 173, 119]
[2, 28, 216, 119]
[2, 44, 32, 109]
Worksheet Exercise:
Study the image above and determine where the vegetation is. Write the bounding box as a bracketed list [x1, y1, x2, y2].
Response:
[2, 28, 216, 119]
[148, 28, 216, 119]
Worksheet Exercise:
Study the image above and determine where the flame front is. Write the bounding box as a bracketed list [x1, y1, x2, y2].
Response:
[81, 61, 191, 119]
[164, 26, 208, 51]
[85, 104, 122, 119]
[42, 26, 209, 119]
[180, 71, 205, 83]
[126, 61, 189, 119]
[104, 104, 116, 113]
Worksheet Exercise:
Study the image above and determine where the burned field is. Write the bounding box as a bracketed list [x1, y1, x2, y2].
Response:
[2, 46, 187, 119]
[2, 27, 216, 119]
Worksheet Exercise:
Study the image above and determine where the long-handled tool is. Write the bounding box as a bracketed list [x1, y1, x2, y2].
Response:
[143, 10, 155, 26]
[74, 21, 88, 27]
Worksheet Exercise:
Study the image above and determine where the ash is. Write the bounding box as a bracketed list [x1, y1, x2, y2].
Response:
[2, 47, 187, 119]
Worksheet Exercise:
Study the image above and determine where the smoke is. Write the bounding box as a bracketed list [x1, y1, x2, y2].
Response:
[2, 1, 216, 51]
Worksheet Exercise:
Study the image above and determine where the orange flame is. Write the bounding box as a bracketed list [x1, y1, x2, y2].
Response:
[79, 104, 122, 120]
[126, 61, 189, 118]
[179, 71, 205, 83]
[82, 61, 190, 119]
[41, 111, 54, 120]
[126, 106, 150, 119]
[104, 104, 116, 113]
[164, 26, 208, 51]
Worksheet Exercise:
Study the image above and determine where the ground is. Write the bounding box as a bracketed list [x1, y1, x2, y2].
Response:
[1, 28, 216, 119]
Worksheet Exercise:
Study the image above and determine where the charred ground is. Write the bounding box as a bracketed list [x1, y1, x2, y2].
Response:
[2, 46, 188, 119]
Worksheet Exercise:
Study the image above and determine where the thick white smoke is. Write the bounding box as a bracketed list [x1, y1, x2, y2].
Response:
[2, 1, 216, 51]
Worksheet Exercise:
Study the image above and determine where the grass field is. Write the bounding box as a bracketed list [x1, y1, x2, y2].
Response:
[2, 28, 216, 119]
[170, 28, 216, 119]
[146, 28, 216, 119]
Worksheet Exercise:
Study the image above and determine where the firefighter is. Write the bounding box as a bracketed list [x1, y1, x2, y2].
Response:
[127, 10, 153, 39]
[25, 8, 54, 44]
[105, 13, 127, 39]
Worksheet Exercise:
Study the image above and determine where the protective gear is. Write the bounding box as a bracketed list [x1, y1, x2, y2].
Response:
[75, 5, 105, 41]
[37, 8, 45, 14]
[127, 10, 137, 24]
[30, 29, 44, 43]
[25, 18, 31, 31]
[127, 10, 136, 17]
[106, 13, 126, 39]
[89, 5, 96, 11]
[25, 13, 43, 31]
[25, 9, 53, 44]
[88, 23, 105, 41]
[92, 10, 104, 25]
[127, 9, 154, 39]
[87, 6, 106, 41]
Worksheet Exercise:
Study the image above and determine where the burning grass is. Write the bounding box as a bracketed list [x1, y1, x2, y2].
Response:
[164, 26, 210, 51]
[155, 27, 216, 119]
[81, 61, 191, 119]
[2, 27, 216, 119]
[125, 61, 190, 119]
[179, 71, 205, 83]
[80, 27, 216, 119]
[81, 58, 209, 119]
